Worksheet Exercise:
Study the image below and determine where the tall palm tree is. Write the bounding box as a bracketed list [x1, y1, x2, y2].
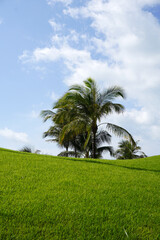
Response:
[114, 140, 147, 159]
[53, 78, 134, 158]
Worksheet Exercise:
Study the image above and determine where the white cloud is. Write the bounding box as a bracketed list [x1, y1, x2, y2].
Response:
[0, 128, 29, 143]
[19, 50, 31, 63]
[47, 0, 72, 6]
[49, 19, 62, 31]
[62, 0, 160, 125]
[150, 125, 160, 140]
[20, 43, 91, 69]
[123, 108, 153, 125]
[20, 0, 160, 94]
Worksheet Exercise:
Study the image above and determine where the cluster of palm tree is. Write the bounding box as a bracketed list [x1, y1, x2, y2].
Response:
[41, 78, 137, 159]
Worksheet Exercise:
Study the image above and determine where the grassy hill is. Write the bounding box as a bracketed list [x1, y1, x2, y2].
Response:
[0, 148, 160, 240]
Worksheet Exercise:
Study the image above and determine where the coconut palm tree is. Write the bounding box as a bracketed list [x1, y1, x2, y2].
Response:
[114, 140, 147, 159]
[53, 78, 134, 158]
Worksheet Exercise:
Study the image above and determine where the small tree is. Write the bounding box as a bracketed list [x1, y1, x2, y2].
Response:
[19, 146, 40, 154]
[19, 146, 32, 153]
[114, 140, 147, 159]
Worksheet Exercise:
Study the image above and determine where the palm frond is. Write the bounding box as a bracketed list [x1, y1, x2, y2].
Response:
[59, 117, 88, 143]
[100, 102, 125, 117]
[97, 146, 114, 156]
[84, 78, 96, 90]
[69, 85, 87, 96]
[40, 110, 55, 122]
[96, 130, 111, 145]
[107, 123, 135, 145]
[99, 86, 126, 103]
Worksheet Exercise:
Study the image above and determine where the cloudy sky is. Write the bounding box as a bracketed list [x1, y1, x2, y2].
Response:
[0, 0, 160, 157]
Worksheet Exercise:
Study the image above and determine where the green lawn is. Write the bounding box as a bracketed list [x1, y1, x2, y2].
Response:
[0, 148, 160, 239]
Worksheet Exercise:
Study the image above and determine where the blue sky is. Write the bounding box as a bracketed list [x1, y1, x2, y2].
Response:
[0, 0, 160, 157]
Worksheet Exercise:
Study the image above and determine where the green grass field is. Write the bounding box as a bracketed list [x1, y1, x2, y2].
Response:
[0, 148, 160, 239]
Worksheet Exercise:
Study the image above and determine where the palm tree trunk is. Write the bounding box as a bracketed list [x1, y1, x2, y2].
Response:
[66, 145, 68, 157]
[75, 146, 77, 158]
[85, 150, 89, 158]
[91, 122, 97, 158]
[92, 130, 97, 159]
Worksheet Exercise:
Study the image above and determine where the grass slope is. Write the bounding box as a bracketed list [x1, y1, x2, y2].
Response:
[0, 148, 160, 240]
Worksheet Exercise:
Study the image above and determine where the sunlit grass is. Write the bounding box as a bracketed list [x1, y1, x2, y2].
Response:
[0, 148, 160, 239]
